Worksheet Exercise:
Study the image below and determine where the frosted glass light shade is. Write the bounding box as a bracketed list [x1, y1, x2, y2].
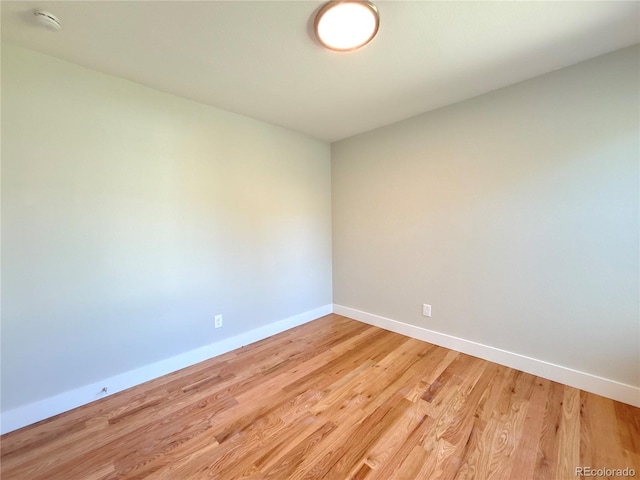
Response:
[315, 1, 379, 51]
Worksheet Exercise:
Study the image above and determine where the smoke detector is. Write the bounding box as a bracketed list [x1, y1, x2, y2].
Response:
[33, 10, 62, 31]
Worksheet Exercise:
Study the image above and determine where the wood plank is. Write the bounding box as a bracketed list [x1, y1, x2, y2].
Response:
[533, 380, 564, 480]
[453, 365, 512, 480]
[509, 377, 549, 479]
[556, 386, 581, 480]
[615, 401, 640, 455]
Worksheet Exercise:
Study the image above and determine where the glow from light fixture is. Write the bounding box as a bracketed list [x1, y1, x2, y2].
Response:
[315, 1, 379, 51]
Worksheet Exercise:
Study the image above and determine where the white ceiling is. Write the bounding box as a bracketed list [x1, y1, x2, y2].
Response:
[2, 1, 639, 142]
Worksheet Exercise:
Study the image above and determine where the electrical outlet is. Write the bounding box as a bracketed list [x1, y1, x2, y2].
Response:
[422, 304, 431, 317]
[214, 314, 223, 328]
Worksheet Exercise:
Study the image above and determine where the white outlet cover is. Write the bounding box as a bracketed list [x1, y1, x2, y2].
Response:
[422, 304, 431, 317]
[214, 315, 223, 328]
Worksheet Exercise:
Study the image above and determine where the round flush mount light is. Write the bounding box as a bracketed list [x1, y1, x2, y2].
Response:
[33, 10, 62, 31]
[314, 1, 379, 52]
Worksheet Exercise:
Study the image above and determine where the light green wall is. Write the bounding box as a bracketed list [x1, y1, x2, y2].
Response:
[332, 46, 639, 387]
[1, 44, 332, 410]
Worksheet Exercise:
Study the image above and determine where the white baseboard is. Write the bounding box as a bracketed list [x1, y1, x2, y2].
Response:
[333, 304, 640, 408]
[0, 304, 333, 435]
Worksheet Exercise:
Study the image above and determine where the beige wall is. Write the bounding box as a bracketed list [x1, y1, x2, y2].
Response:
[332, 46, 639, 387]
[1, 44, 332, 411]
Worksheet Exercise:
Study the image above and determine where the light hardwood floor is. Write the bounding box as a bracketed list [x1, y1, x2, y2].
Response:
[1, 314, 638, 479]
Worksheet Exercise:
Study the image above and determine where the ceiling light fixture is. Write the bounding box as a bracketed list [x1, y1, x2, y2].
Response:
[314, 1, 379, 52]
